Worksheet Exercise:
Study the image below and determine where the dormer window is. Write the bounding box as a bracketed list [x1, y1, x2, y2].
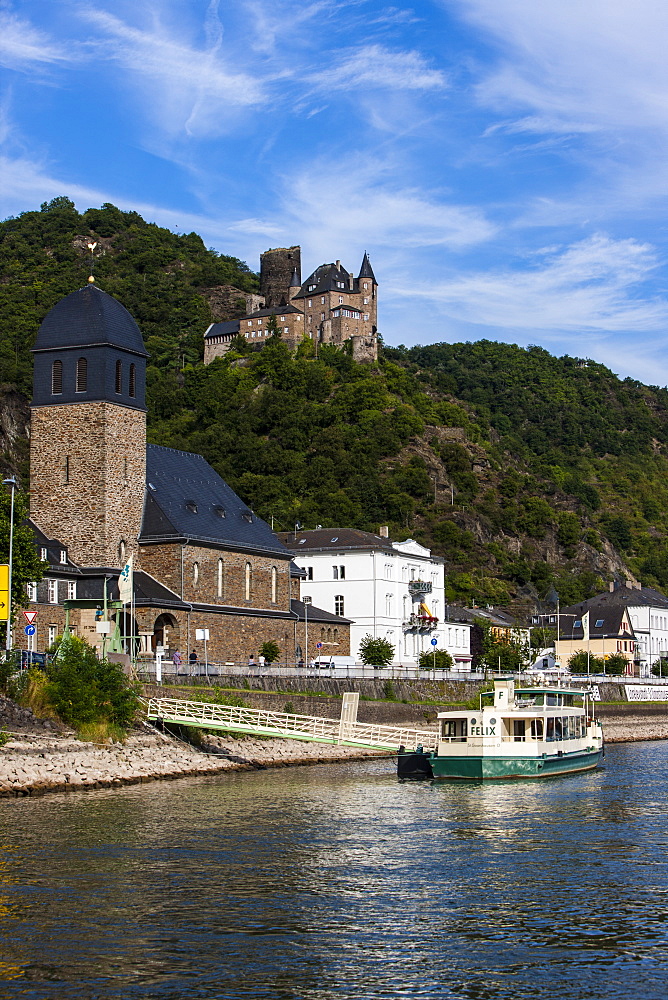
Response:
[214, 505, 226, 518]
[51, 360, 62, 394]
[75, 357, 87, 392]
[309, 285, 315, 292]
[242, 511, 253, 522]
[40, 547, 47, 561]
[59, 549, 67, 564]
[185, 501, 198, 513]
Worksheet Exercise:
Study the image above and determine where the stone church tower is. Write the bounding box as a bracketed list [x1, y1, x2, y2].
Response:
[30, 281, 148, 568]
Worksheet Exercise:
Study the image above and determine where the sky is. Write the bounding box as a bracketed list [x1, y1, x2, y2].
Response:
[2, 0, 668, 383]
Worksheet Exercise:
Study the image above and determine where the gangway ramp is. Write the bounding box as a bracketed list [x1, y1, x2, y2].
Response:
[146, 695, 438, 752]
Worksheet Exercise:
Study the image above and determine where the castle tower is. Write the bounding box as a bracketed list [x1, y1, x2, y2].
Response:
[358, 252, 378, 331]
[30, 282, 148, 567]
[260, 246, 301, 308]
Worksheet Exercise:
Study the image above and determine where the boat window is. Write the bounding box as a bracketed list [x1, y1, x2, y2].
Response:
[546, 718, 555, 741]
[440, 719, 467, 742]
[530, 719, 544, 739]
[513, 720, 525, 742]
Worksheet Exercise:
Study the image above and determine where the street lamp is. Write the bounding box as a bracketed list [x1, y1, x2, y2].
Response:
[303, 596, 311, 668]
[3, 477, 16, 653]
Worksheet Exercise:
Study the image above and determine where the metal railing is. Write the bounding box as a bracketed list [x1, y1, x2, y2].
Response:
[135, 659, 481, 683]
[146, 697, 438, 751]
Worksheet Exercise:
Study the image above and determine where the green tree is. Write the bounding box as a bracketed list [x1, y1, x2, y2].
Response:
[260, 640, 280, 663]
[358, 634, 395, 666]
[0, 489, 46, 624]
[46, 635, 140, 731]
[475, 619, 528, 672]
[568, 650, 605, 674]
[265, 313, 280, 341]
[418, 649, 453, 670]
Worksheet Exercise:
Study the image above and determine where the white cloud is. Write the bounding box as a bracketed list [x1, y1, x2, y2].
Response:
[308, 44, 447, 93]
[0, 11, 69, 70]
[402, 235, 668, 334]
[78, 6, 269, 137]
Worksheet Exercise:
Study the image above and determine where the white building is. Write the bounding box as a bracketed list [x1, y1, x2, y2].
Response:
[279, 527, 471, 669]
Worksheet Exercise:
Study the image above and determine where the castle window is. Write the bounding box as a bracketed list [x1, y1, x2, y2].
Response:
[284, 327, 289, 333]
[119, 540, 126, 562]
[245, 562, 252, 601]
[280, 316, 285, 321]
[271, 566, 277, 604]
[27, 581, 37, 602]
[335, 595, 344, 616]
[129, 364, 136, 398]
[363, 282, 368, 290]
[217, 558, 225, 599]
[308, 299, 312, 307]
[51, 360, 62, 394]
[75, 357, 87, 392]
[321, 297, 325, 304]
[193, 561, 199, 585]
[115, 360, 122, 394]
[64, 456, 69, 484]
[339, 296, 343, 304]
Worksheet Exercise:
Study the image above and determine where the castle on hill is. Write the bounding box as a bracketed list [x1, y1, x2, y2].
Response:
[204, 246, 378, 364]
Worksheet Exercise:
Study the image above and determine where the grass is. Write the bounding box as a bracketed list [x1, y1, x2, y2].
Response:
[76, 721, 128, 744]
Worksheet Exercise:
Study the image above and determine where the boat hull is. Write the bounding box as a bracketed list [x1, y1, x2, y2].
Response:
[399, 748, 602, 781]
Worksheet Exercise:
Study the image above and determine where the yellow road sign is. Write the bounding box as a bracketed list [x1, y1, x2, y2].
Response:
[0, 564, 8, 622]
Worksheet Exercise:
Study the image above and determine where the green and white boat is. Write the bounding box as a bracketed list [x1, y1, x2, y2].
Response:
[397, 679, 604, 780]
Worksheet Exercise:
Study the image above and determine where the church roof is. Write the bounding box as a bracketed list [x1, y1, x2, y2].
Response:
[33, 284, 148, 357]
[141, 444, 291, 559]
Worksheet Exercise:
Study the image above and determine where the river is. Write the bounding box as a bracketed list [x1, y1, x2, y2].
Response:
[0, 741, 666, 1000]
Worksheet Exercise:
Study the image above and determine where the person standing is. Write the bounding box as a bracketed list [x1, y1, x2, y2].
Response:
[248, 653, 256, 670]
[258, 653, 266, 669]
[172, 648, 182, 673]
[189, 649, 198, 672]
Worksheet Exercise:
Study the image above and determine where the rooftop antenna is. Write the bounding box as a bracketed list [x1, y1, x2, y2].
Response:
[87, 242, 98, 283]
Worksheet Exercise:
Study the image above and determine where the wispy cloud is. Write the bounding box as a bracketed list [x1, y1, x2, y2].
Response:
[0, 11, 70, 70]
[404, 235, 668, 334]
[308, 44, 447, 93]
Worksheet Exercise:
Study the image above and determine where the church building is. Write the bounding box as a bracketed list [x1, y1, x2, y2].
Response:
[204, 246, 378, 364]
[20, 280, 349, 665]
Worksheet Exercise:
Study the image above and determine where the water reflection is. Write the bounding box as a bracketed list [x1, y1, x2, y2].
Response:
[0, 745, 667, 998]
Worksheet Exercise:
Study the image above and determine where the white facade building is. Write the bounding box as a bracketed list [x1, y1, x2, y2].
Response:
[280, 528, 471, 669]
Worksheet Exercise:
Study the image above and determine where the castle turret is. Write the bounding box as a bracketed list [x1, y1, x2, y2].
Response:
[30, 282, 148, 567]
[260, 246, 301, 309]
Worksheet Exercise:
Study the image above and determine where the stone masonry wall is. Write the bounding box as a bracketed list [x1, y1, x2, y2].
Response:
[30, 402, 146, 567]
[260, 247, 301, 308]
[138, 543, 293, 611]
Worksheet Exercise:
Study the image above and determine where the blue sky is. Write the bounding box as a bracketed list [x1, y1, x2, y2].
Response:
[2, 1, 668, 383]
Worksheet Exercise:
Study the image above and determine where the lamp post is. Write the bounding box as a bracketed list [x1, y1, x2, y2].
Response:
[3, 477, 16, 653]
[303, 596, 311, 668]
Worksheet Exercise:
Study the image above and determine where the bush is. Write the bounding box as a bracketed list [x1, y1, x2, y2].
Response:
[418, 649, 454, 670]
[259, 641, 280, 664]
[568, 650, 605, 674]
[46, 636, 140, 732]
[358, 634, 395, 666]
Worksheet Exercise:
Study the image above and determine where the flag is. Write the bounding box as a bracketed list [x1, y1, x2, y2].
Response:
[581, 611, 589, 641]
[119, 556, 133, 604]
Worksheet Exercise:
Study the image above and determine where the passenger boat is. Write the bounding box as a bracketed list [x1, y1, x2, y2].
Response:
[398, 679, 604, 780]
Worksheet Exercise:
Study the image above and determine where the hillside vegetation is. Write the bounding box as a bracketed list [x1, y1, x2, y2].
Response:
[3, 199, 668, 610]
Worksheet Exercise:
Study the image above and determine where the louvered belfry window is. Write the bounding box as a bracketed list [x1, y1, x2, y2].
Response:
[115, 360, 122, 394]
[51, 360, 63, 394]
[129, 364, 136, 398]
[75, 357, 87, 392]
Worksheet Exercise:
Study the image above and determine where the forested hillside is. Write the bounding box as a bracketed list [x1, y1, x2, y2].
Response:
[4, 199, 668, 610]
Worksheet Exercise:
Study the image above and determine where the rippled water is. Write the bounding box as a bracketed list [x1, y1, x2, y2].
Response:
[0, 742, 667, 999]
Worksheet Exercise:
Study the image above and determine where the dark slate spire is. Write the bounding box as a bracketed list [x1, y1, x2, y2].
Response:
[358, 252, 376, 282]
[33, 284, 148, 357]
[289, 267, 300, 288]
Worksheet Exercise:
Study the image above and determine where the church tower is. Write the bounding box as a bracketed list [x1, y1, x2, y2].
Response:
[30, 282, 148, 567]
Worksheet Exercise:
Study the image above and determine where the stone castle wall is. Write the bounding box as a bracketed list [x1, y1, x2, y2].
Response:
[30, 402, 146, 567]
[260, 247, 301, 309]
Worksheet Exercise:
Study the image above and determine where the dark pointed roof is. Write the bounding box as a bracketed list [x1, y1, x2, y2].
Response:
[141, 444, 291, 559]
[289, 267, 300, 287]
[358, 252, 376, 282]
[33, 284, 148, 357]
[293, 262, 353, 299]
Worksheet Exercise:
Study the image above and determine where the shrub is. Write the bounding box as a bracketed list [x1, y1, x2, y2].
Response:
[359, 634, 395, 666]
[568, 650, 605, 674]
[46, 636, 140, 732]
[260, 641, 280, 664]
[418, 649, 454, 670]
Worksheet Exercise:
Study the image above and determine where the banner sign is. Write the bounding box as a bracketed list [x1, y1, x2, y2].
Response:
[625, 684, 668, 702]
[118, 557, 133, 604]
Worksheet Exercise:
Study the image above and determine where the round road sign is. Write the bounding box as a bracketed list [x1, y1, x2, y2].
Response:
[316, 642, 323, 649]
[24, 624, 36, 637]
[431, 637, 438, 646]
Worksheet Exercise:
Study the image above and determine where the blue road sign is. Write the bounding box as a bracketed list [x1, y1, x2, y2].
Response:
[431, 637, 438, 646]
[316, 642, 323, 648]
[25, 624, 36, 636]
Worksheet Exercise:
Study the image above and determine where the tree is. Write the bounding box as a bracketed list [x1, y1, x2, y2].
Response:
[265, 313, 280, 341]
[260, 640, 280, 664]
[418, 649, 453, 670]
[602, 652, 627, 676]
[568, 650, 604, 674]
[0, 489, 46, 624]
[359, 634, 395, 666]
[474, 618, 528, 672]
[46, 635, 140, 732]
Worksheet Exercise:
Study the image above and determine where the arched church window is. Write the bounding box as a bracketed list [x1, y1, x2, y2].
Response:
[245, 562, 252, 601]
[51, 360, 62, 394]
[217, 558, 224, 599]
[119, 540, 126, 563]
[75, 357, 87, 393]
[193, 562, 199, 585]
[115, 360, 122, 394]
[271, 566, 277, 604]
[129, 364, 136, 398]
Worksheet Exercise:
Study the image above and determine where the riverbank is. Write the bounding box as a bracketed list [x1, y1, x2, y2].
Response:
[1, 696, 667, 798]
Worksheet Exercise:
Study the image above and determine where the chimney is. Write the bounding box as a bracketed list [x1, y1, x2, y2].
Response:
[609, 582, 615, 592]
[336, 260, 340, 269]
[625, 579, 634, 589]
[379, 525, 389, 538]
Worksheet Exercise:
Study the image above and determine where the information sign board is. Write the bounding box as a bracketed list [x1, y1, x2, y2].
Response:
[0, 564, 8, 622]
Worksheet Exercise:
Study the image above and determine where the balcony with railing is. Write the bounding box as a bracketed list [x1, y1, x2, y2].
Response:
[402, 611, 439, 633]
